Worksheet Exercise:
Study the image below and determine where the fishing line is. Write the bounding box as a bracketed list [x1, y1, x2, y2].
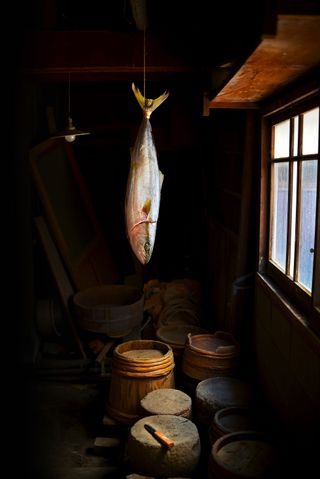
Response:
[143, 26, 146, 106]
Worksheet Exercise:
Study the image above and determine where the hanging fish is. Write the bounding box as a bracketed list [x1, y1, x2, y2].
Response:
[125, 82, 169, 264]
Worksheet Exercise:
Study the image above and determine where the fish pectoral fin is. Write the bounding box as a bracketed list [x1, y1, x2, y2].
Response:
[130, 218, 156, 233]
[142, 198, 152, 216]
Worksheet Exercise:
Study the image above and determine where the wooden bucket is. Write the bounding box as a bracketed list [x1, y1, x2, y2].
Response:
[107, 340, 175, 424]
[182, 331, 240, 381]
[73, 285, 144, 337]
[195, 377, 253, 427]
[156, 325, 206, 357]
[209, 407, 267, 445]
[208, 431, 278, 478]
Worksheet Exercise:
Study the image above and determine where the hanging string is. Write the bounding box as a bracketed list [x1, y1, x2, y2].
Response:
[68, 72, 71, 119]
[143, 27, 146, 105]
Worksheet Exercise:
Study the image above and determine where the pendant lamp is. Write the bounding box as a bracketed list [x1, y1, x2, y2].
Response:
[52, 73, 90, 142]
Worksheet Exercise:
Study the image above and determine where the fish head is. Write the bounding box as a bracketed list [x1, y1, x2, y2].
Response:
[130, 223, 155, 264]
[133, 237, 153, 264]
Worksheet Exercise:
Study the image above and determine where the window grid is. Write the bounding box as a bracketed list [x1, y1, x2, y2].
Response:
[269, 107, 319, 298]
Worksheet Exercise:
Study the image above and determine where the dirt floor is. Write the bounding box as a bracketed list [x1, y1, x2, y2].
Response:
[12, 346, 318, 479]
[17, 361, 128, 479]
[16, 352, 210, 479]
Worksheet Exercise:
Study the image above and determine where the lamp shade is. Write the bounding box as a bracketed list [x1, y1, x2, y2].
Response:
[51, 117, 90, 143]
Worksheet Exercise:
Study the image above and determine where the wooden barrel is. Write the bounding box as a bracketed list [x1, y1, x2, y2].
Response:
[208, 431, 278, 478]
[195, 377, 253, 427]
[182, 331, 240, 381]
[209, 407, 267, 445]
[107, 340, 175, 425]
[73, 285, 144, 337]
[127, 415, 201, 477]
[140, 388, 192, 419]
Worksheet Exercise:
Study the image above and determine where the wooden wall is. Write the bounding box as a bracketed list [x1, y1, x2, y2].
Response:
[254, 277, 320, 457]
[201, 109, 259, 347]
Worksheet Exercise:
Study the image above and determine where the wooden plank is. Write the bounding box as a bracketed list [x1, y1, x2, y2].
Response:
[93, 437, 121, 453]
[102, 414, 119, 427]
[227, 111, 257, 337]
[34, 215, 87, 359]
[30, 138, 120, 290]
[210, 15, 320, 107]
[96, 341, 115, 363]
[209, 101, 259, 109]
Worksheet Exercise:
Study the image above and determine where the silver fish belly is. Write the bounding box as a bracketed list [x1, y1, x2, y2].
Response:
[125, 83, 168, 264]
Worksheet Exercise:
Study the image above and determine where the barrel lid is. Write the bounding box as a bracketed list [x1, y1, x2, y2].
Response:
[212, 431, 278, 477]
[214, 407, 268, 434]
[196, 377, 253, 409]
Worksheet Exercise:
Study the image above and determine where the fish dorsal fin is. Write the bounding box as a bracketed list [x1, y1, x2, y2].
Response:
[142, 198, 151, 216]
[159, 170, 164, 190]
[132, 83, 169, 119]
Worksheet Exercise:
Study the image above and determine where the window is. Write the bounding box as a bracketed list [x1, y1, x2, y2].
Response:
[262, 94, 320, 333]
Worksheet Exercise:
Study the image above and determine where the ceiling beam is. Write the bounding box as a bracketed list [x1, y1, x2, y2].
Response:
[209, 15, 320, 108]
[20, 30, 207, 81]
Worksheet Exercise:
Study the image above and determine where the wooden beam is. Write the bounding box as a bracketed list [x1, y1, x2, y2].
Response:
[209, 15, 320, 108]
[20, 30, 203, 81]
[209, 101, 259, 110]
[34, 216, 87, 359]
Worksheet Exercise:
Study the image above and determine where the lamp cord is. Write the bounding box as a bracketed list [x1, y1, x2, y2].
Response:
[68, 72, 71, 119]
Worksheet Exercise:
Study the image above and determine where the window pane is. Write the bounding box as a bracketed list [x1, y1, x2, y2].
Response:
[297, 160, 318, 291]
[293, 116, 299, 157]
[302, 108, 319, 155]
[273, 120, 290, 158]
[289, 161, 298, 278]
[271, 162, 289, 270]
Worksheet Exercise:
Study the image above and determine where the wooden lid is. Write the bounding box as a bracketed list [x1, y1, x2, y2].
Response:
[196, 377, 253, 409]
[122, 349, 164, 360]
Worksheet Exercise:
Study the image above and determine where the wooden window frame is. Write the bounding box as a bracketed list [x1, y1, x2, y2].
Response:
[259, 88, 320, 337]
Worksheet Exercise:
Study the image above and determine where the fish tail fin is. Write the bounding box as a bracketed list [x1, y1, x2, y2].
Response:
[132, 83, 169, 119]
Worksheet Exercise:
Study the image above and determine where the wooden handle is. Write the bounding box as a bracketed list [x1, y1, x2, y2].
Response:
[144, 423, 174, 448]
[216, 345, 236, 353]
[153, 429, 174, 448]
